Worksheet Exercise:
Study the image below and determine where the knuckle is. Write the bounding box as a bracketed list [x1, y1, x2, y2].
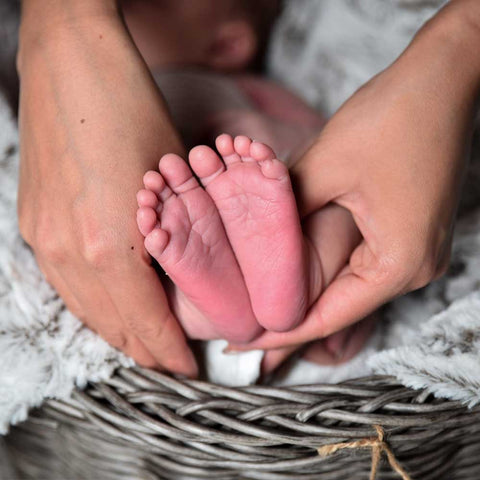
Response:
[373, 253, 412, 289]
[78, 228, 112, 270]
[128, 317, 165, 341]
[40, 239, 67, 265]
[408, 256, 439, 291]
[372, 247, 424, 293]
[101, 330, 128, 349]
[34, 222, 68, 265]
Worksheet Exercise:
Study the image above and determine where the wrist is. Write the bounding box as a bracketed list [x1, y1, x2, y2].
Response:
[20, 0, 119, 23]
[398, 0, 480, 100]
[447, 0, 480, 87]
[18, 0, 121, 73]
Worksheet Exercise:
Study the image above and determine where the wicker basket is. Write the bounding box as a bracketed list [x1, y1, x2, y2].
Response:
[4, 366, 480, 479]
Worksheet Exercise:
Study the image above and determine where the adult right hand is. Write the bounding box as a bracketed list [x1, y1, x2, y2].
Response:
[230, 0, 480, 356]
[17, 0, 197, 376]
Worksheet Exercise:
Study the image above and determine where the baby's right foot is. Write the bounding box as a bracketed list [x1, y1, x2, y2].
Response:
[136, 153, 261, 343]
[189, 135, 308, 332]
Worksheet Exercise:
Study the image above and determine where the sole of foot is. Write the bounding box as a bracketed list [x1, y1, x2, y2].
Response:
[136, 152, 261, 344]
[188, 134, 308, 332]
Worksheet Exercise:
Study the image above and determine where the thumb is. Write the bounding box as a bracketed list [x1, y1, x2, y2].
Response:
[227, 242, 395, 351]
[301, 240, 396, 339]
[290, 135, 355, 217]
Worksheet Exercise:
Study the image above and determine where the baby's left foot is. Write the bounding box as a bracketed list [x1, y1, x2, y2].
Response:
[189, 134, 308, 331]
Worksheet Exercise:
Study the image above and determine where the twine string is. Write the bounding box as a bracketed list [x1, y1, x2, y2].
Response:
[317, 425, 411, 480]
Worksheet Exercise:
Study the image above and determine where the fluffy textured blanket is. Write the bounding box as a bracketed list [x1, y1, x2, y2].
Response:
[0, 101, 133, 434]
[1, 0, 480, 436]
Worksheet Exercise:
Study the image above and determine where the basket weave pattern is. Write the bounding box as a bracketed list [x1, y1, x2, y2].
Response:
[5, 366, 480, 479]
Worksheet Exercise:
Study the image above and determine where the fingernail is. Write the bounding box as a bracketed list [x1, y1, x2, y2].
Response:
[222, 345, 240, 355]
[326, 330, 353, 362]
[180, 350, 199, 378]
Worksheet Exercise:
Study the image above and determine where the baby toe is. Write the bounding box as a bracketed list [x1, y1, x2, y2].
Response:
[143, 170, 165, 195]
[233, 135, 254, 162]
[216, 134, 241, 166]
[136, 206, 159, 237]
[250, 141, 276, 162]
[259, 158, 289, 181]
[144, 228, 169, 259]
[136, 189, 159, 209]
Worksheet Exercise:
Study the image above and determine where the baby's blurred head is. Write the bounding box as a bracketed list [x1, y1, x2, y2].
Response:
[122, 0, 280, 71]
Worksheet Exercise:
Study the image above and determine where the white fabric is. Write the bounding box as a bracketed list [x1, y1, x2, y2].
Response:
[268, 0, 448, 116]
[202, 340, 264, 387]
[0, 103, 133, 434]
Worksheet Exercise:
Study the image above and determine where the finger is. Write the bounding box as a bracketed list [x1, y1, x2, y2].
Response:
[304, 315, 377, 364]
[98, 258, 198, 377]
[261, 345, 301, 376]
[121, 334, 159, 368]
[301, 341, 337, 364]
[51, 259, 133, 346]
[36, 256, 85, 320]
[303, 204, 361, 301]
[305, 262, 392, 339]
[228, 247, 391, 351]
[42, 252, 164, 370]
[322, 329, 353, 360]
[290, 139, 353, 217]
[337, 315, 377, 361]
[53, 259, 179, 372]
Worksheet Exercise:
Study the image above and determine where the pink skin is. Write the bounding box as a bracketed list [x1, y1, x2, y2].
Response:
[137, 133, 309, 338]
[136, 153, 261, 344]
[136, 72, 376, 366]
[190, 134, 309, 331]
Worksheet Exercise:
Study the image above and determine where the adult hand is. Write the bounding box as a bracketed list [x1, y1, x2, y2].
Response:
[230, 0, 480, 353]
[17, 0, 197, 376]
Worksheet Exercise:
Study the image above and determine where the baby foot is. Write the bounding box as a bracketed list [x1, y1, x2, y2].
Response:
[189, 134, 307, 332]
[136, 153, 261, 343]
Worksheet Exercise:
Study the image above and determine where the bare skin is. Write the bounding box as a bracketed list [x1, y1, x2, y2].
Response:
[138, 133, 310, 338]
[17, 0, 480, 376]
[17, 0, 197, 375]
[229, 0, 480, 354]
[136, 148, 262, 343]
[136, 68, 364, 368]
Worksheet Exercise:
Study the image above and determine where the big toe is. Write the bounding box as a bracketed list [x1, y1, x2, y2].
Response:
[189, 145, 226, 186]
[159, 153, 199, 195]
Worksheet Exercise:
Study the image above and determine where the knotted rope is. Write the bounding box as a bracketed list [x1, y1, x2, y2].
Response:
[317, 425, 411, 480]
